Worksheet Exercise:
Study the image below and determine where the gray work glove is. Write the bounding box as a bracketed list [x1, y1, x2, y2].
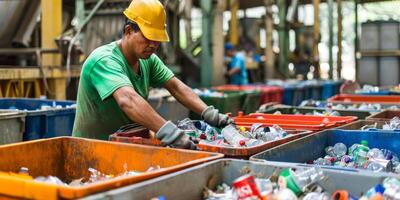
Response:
[156, 121, 197, 150]
[201, 106, 234, 128]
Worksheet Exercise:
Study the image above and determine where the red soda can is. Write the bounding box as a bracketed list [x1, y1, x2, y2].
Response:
[232, 175, 263, 200]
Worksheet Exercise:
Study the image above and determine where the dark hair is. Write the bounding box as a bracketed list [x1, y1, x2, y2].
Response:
[123, 18, 140, 34]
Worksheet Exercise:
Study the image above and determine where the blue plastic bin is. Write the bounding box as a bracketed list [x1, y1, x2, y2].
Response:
[0, 98, 76, 140]
[321, 80, 343, 100]
[356, 90, 391, 95]
[282, 84, 305, 106]
[250, 129, 400, 173]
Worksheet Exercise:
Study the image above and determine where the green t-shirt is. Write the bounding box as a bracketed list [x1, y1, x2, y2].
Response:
[72, 41, 174, 140]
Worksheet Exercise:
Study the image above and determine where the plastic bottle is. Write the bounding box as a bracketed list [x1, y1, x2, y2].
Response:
[194, 121, 218, 141]
[353, 140, 370, 167]
[278, 168, 324, 196]
[368, 148, 385, 159]
[333, 143, 347, 157]
[303, 192, 330, 200]
[325, 146, 335, 157]
[222, 124, 247, 147]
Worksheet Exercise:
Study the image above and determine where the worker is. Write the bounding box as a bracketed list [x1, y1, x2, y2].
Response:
[224, 43, 248, 85]
[72, 0, 232, 149]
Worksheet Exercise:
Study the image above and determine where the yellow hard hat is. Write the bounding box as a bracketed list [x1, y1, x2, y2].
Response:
[123, 0, 169, 42]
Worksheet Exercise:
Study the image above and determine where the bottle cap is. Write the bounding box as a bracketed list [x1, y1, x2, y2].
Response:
[361, 140, 368, 146]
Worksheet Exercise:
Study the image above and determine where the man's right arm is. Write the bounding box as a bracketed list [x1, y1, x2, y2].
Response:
[113, 86, 166, 132]
[113, 86, 196, 149]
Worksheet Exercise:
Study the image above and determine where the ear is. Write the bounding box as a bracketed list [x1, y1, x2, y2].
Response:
[124, 25, 133, 36]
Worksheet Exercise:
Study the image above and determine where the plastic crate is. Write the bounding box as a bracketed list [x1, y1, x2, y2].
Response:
[259, 105, 373, 119]
[250, 129, 400, 174]
[0, 137, 223, 199]
[302, 81, 323, 100]
[282, 84, 305, 106]
[367, 110, 400, 121]
[321, 80, 342, 100]
[0, 111, 26, 145]
[84, 159, 388, 200]
[148, 97, 189, 122]
[0, 98, 76, 140]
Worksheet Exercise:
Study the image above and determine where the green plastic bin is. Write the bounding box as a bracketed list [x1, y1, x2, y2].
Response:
[0, 110, 26, 145]
[190, 92, 243, 119]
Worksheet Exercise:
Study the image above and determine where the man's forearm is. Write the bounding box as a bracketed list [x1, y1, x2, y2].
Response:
[165, 78, 208, 115]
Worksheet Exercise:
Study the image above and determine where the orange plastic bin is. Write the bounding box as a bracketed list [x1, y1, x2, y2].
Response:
[0, 137, 222, 199]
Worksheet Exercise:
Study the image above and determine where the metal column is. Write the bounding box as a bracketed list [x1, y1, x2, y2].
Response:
[278, 0, 288, 77]
[200, 0, 213, 87]
[328, 0, 334, 79]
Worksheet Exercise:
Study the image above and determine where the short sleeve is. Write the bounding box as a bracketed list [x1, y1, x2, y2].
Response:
[90, 57, 133, 100]
[230, 57, 241, 69]
[149, 54, 174, 87]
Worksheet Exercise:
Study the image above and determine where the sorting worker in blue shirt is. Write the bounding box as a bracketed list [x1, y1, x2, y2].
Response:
[224, 43, 248, 85]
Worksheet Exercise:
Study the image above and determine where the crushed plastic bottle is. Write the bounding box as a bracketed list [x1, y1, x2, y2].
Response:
[382, 117, 400, 130]
[333, 143, 347, 157]
[222, 124, 247, 147]
[303, 192, 330, 200]
[278, 167, 325, 196]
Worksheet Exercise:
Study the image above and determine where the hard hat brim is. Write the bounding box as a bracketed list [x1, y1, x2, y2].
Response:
[137, 23, 170, 42]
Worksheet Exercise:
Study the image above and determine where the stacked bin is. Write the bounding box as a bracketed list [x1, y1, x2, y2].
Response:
[84, 159, 389, 200]
[0, 98, 76, 140]
[0, 137, 222, 199]
[250, 129, 400, 174]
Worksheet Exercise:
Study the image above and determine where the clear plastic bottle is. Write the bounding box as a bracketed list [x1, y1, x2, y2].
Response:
[222, 124, 247, 147]
[333, 143, 347, 157]
[303, 192, 330, 200]
[367, 148, 385, 159]
[278, 168, 324, 196]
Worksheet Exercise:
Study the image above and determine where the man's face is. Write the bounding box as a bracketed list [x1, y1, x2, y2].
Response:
[226, 49, 234, 57]
[124, 26, 160, 59]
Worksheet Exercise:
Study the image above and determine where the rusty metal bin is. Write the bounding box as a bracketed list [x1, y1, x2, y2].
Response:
[83, 159, 389, 200]
[109, 125, 312, 159]
[367, 110, 400, 121]
[0, 137, 223, 199]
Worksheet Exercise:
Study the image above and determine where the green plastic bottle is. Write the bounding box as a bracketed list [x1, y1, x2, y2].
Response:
[354, 140, 370, 167]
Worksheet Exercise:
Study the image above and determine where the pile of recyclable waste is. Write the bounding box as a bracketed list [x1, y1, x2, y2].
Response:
[204, 166, 400, 200]
[312, 140, 400, 173]
[361, 117, 400, 131]
[6, 164, 161, 187]
[178, 119, 289, 148]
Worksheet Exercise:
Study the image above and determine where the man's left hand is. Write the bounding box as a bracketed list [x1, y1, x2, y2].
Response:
[201, 106, 233, 128]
